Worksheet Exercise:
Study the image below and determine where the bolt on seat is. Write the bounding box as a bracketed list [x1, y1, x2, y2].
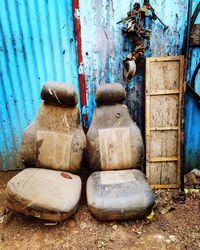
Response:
[86, 83, 154, 221]
[6, 82, 86, 221]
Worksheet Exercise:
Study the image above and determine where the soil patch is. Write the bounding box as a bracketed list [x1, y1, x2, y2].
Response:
[0, 170, 199, 250]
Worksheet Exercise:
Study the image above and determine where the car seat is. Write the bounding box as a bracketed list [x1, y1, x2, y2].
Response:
[6, 81, 86, 221]
[86, 83, 155, 221]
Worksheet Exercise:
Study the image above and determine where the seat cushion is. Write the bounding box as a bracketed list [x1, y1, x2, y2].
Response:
[86, 169, 155, 221]
[6, 168, 82, 221]
[20, 102, 86, 172]
[95, 83, 125, 105]
[41, 81, 78, 107]
[86, 103, 144, 171]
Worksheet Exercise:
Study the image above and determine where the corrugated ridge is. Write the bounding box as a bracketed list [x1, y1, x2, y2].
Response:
[0, 0, 79, 170]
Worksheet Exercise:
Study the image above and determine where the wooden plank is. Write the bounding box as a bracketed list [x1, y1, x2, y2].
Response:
[149, 90, 180, 95]
[150, 95, 179, 128]
[148, 162, 177, 186]
[149, 131, 178, 158]
[148, 163, 161, 185]
[145, 56, 184, 188]
[150, 126, 178, 131]
[177, 57, 184, 188]
[161, 162, 177, 184]
[150, 184, 179, 189]
[146, 56, 184, 62]
[149, 157, 178, 162]
[145, 59, 151, 170]
[149, 60, 180, 92]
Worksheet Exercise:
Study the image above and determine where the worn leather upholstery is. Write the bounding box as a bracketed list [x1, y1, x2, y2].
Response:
[87, 169, 155, 221]
[21, 81, 86, 172]
[7, 82, 86, 221]
[86, 83, 154, 221]
[86, 83, 144, 171]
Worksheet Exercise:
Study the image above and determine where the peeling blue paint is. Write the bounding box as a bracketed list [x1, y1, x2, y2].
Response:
[184, 0, 200, 172]
[185, 0, 200, 172]
[79, 0, 131, 126]
[79, 0, 199, 171]
[0, 0, 199, 172]
[79, 0, 189, 127]
[185, 90, 200, 172]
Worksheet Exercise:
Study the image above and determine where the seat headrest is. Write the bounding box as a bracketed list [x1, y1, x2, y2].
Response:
[41, 81, 78, 107]
[95, 83, 125, 105]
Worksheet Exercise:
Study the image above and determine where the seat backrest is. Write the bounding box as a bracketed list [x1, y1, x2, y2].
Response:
[86, 83, 144, 171]
[20, 81, 86, 172]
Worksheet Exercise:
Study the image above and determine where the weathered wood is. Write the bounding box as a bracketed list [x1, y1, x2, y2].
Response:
[149, 184, 179, 189]
[150, 126, 179, 131]
[149, 90, 180, 95]
[150, 131, 178, 158]
[150, 95, 179, 127]
[149, 60, 180, 91]
[148, 162, 177, 185]
[149, 157, 178, 162]
[145, 56, 184, 188]
[190, 24, 200, 46]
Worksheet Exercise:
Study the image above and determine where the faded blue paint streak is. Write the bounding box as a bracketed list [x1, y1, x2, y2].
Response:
[184, 0, 200, 172]
[79, 0, 132, 126]
[80, 0, 199, 171]
[79, 0, 188, 125]
[187, 0, 200, 91]
[185, 91, 200, 172]
[1, 0, 199, 172]
[0, 0, 79, 170]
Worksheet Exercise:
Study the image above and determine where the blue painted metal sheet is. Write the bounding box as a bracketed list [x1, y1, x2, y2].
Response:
[185, 90, 200, 172]
[184, 0, 200, 172]
[79, 0, 199, 171]
[79, 0, 134, 126]
[0, 0, 79, 170]
[0, 0, 199, 172]
[79, 0, 188, 128]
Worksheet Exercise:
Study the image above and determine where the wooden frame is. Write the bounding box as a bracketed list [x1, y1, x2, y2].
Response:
[145, 56, 184, 189]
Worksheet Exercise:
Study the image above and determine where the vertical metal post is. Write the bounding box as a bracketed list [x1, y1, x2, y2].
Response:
[72, 0, 88, 132]
[180, 0, 192, 201]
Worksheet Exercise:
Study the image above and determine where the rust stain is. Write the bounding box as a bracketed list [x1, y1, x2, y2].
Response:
[61, 172, 72, 179]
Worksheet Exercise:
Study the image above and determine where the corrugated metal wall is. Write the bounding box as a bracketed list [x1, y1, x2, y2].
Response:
[185, 0, 200, 172]
[79, 0, 200, 172]
[79, 0, 189, 129]
[0, 0, 79, 170]
[0, 0, 199, 172]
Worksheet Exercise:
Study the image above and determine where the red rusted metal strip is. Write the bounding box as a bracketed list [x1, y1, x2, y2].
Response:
[72, 0, 88, 131]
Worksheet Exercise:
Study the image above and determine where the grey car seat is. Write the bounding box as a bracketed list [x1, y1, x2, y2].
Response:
[86, 83, 155, 221]
[6, 82, 86, 221]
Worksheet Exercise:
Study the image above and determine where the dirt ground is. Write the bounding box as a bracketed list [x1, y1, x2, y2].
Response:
[0, 170, 199, 250]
